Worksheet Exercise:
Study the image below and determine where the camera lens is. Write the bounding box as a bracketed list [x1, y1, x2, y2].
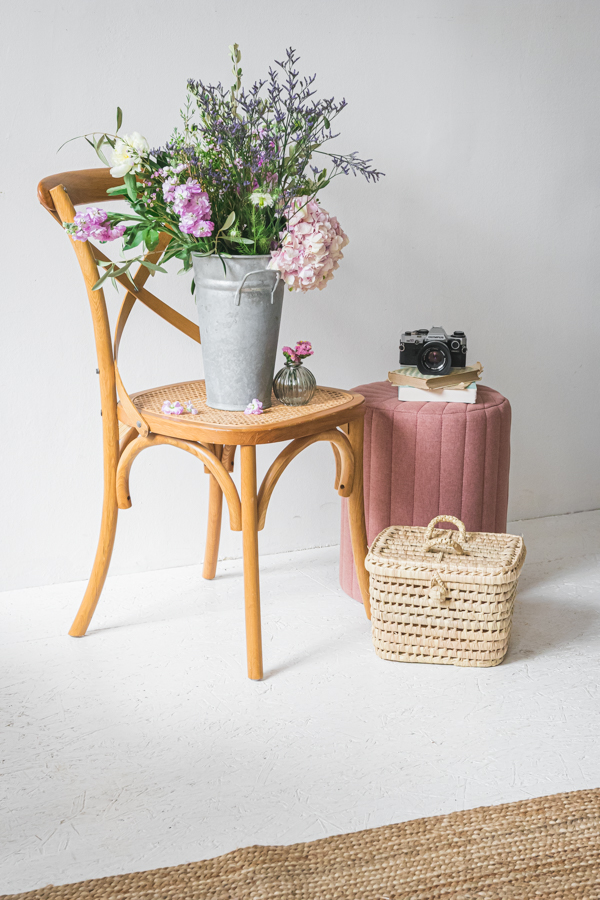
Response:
[423, 349, 445, 369]
[417, 341, 451, 376]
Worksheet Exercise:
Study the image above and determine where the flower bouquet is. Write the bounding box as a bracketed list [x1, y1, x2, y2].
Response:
[64, 46, 382, 409]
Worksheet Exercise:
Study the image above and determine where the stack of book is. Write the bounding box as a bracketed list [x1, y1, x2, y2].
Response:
[388, 363, 483, 403]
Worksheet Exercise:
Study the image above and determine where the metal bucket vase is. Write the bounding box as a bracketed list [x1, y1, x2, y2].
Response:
[192, 254, 284, 410]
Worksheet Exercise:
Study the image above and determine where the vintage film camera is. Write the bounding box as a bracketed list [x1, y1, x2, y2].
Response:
[399, 327, 467, 376]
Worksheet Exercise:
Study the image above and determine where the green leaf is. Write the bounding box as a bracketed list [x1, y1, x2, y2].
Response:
[324, 117, 330, 130]
[222, 211, 236, 231]
[94, 135, 111, 167]
[116, 107, 123, 132]
[124, 172, 138, 201]
[227, 235, 254, 244]
[141, 260, 167, 273]
[190, 278, 196, 295]
[106, 185, 128, 195]
[92, 269, 113, 291]
[124, 229, 145, 250]
[145, 229, 160, 251]
[125, 269, 139, 290]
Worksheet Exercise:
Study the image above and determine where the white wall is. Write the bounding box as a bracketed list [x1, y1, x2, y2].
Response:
[1, 0, 599, 591]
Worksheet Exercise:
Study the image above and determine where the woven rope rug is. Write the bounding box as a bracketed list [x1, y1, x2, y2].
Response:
[4, 789, 599, 900]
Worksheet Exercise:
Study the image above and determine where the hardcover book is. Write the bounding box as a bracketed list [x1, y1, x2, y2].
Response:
[397, 382, 478, 403]
[387, 362, 483, 390]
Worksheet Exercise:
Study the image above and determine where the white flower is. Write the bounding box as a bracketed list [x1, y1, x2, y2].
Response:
[109, 132, 149, 178]
[249, 191, 274, 209]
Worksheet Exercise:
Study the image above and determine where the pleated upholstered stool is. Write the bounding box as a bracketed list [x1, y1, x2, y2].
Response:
[340, 381, 511, 603]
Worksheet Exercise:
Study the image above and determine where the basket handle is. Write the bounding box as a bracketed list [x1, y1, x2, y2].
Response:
[423, 515, 467, 555]
[234, 269, 281, 306]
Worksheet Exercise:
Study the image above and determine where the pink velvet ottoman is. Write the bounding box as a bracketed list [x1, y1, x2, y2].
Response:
[340, 382, 511, 603]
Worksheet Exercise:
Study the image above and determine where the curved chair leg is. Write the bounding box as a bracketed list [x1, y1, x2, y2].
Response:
[203, 470, 224, 580]
[69, 471, 119, 637]
[240, 445, 263, 680]
[347, 416, 371, 619]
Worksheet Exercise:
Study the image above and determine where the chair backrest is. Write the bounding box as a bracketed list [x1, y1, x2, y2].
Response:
[38, 168, 119, 220]
[38, 168, 201, 443]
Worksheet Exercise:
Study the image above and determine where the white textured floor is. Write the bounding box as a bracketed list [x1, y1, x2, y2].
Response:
[1, 510, 600, 894]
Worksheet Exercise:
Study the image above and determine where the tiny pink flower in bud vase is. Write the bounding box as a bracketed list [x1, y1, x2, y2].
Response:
[273, 340, 316, 406]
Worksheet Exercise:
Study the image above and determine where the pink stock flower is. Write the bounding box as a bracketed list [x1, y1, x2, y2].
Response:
[244, 399, 264, 415]
[268, 197, 349, 292]
[295, 340, 313, 358]
[179, 214, 215, 238]
[161, 400, 185, 416]
[282, 345, 299, 363]
[161, 399, 199, 415]
[162, 177, 214, 240]
[66, 207, 126, 243]
[282, 340, 313, 364]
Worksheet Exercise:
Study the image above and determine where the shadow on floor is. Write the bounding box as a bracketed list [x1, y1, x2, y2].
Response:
[507, 594, 600, 662]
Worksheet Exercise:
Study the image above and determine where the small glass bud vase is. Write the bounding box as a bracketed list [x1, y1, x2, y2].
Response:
[273, 360, 317, 406]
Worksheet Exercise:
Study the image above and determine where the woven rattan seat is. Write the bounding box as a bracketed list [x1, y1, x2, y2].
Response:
[38, 168, 371, 680]
[128, 381, 359, 444]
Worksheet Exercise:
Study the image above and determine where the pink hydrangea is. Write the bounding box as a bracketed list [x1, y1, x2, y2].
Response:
[268, 198, 349, 292]
[162, 177, 214, 239]
[66, 207, 127, 243]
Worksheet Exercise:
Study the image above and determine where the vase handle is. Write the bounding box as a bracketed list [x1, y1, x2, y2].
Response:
[234, 269, 281, 306]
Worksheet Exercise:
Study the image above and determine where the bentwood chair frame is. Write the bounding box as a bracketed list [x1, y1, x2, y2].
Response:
[38, 168, 371, 680]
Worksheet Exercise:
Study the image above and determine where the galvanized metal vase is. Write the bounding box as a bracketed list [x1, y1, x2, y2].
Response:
[273, 360, 317, 406]
[192, 255, 284, 410]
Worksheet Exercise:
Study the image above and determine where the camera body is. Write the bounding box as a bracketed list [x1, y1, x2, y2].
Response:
[399, 326, 467, 376]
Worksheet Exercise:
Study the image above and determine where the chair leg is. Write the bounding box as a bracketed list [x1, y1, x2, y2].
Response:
[347, 416, 371, 619]
[69, 477, 119, 637]
[240, 444, 263, 680]
[203, 472, 223, 580]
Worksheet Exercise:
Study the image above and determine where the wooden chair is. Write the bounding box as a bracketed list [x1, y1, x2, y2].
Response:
[38, 168, 371, 680]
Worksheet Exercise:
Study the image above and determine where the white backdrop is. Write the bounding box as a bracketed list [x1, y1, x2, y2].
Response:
[1, 0, 599, 591]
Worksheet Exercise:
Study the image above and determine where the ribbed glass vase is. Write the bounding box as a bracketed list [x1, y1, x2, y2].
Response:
[273, 360, 317, 406]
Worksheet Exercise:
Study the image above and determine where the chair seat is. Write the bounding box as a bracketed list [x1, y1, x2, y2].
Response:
[120, 379, 364, 445]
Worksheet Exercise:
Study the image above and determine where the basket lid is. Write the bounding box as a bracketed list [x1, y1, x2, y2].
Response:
[366, 516, 526, 585]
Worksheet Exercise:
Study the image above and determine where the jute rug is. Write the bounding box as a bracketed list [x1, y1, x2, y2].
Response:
[4, 789, 599, 899]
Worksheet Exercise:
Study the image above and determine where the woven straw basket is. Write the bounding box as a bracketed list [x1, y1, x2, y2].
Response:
[365, 516, 526, 668]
